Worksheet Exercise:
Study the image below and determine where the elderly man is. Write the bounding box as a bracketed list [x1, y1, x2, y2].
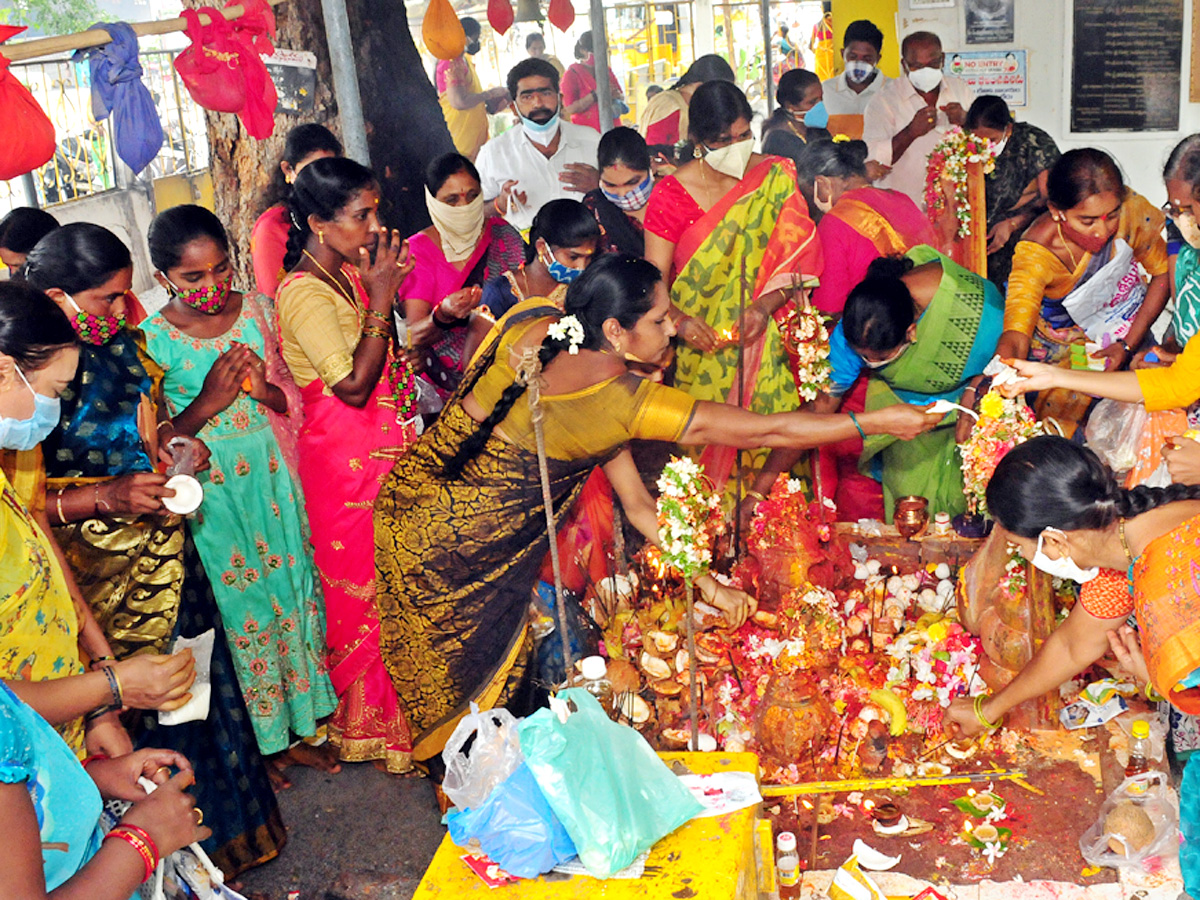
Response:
[476, 58, 600, 233]
[862, 30, 974, 208]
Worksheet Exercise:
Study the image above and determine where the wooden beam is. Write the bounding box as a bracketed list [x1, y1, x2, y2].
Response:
[1, 0, 288, 64]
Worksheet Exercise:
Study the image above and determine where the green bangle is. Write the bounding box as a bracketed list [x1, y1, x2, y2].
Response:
[974, 694, 1002, 731]
[1145, 682, 1166, 702]
[847, 411, 866, 441]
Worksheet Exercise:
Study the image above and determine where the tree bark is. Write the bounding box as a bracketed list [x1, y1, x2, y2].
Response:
[193, 0, 453, 289]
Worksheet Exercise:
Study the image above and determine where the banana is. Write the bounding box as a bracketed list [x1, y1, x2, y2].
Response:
[869, 688, 908, 736]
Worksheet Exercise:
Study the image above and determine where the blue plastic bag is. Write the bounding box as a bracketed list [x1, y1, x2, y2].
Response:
[519, 688, 704, 878]
[445, 762, 576, 879]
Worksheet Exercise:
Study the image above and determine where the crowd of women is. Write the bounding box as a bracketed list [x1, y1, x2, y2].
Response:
[0, 44, 1198, 898]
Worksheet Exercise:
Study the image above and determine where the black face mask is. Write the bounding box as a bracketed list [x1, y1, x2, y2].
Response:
[466, 39, 481, 55]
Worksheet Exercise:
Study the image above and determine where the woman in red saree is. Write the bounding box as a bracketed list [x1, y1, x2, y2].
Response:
[276, 158, 420, 773]
[644, 80, 822, 497]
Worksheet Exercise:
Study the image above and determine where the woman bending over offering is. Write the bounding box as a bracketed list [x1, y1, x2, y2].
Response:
[373, 253, 940, 772]
[943, 436, 1200, 897]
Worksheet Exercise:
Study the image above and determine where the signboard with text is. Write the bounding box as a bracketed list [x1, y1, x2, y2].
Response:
[946, 49, 1027, 108]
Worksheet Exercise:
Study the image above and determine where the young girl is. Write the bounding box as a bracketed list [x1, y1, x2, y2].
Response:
[141, 205, 338, 778]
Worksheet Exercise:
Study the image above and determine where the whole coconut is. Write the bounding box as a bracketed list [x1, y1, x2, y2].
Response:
[1103, 801, 1156, 855]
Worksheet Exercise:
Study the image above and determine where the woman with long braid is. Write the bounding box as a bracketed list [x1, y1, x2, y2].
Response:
[943, 436, 1200, 896]
[276, 157, 420, 774]
[373, 253, 940, 774]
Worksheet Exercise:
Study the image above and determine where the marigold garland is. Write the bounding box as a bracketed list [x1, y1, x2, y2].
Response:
[924, 126, 997, 240]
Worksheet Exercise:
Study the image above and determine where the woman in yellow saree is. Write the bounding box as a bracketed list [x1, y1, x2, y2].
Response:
[373, 255, 938, 770]
[644, 80, 823, 494]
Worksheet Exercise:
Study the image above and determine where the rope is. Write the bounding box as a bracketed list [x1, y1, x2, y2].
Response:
[517, 348, 574, 677]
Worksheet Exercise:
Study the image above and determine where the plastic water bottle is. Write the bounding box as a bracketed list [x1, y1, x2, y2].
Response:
[776, 831, 800, 896]
[1126, 719, 1152, 779]
[580, 655, 613, 711]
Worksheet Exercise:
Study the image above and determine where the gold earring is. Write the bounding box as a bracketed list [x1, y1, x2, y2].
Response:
[693, 146, 703, 159]
[318, 231, 325, 245]
[285, 173, 295, 185]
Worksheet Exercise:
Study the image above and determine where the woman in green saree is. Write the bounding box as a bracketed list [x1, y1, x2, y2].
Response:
[821, 246, 1004, 517]
[373, 254, 939, 772]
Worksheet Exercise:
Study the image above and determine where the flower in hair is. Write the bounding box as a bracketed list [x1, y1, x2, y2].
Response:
[832, 133, 850, 143]
[547, 314, 585, 355]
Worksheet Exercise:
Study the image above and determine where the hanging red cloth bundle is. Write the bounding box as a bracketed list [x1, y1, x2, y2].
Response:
[488, 0, 514, 36]
[173, 2, 278, 139]
[0, 25, 57, 180]
[547, 0, 574, 32]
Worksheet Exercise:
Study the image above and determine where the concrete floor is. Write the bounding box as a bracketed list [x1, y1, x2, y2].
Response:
[237, 761, 445, 900]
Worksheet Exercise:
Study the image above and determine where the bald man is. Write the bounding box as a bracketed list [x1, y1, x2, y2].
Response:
[862, 30, 975, 208]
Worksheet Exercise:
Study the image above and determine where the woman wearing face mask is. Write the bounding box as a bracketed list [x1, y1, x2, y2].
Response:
[582, 126, 653, 256]
[561, 30, 626, 133]
[640, 54, 737, 167]
[277, 157, 419, 774]
[761, 68, 830, 163]
[251, 123, 342, 300]
[942, 435, 1200, 900]
[480, 199, 601, 320]
[750, 139, 936, 522]
[23, 225, 286, 877]
[141, 205, 338, 780]
[996, 149, 1169, 437]
[402, 152, 524, 398]
[374, 253, 939, 778]
[644, 79, 823, 495]
[965, 96, 1060, 290]
[1159, 135, 1200, 352]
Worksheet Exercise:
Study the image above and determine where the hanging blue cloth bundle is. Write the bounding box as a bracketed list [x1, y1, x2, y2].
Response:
[74, 22, 164, 175]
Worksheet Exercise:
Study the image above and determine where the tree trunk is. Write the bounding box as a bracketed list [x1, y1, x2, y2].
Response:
[194, 0, 453, 289]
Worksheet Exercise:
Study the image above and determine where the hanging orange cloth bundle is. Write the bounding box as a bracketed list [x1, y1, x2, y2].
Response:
[488, 0, 514, 36]
[547, 0, 574, 32]
[0, 25, 57, 180]
[423, 0, 466, 59]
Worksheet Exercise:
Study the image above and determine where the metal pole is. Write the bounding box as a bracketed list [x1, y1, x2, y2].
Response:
[589, 0, 615, 135]
[760, 0, 773, 114]
[319, 0, 371, 165]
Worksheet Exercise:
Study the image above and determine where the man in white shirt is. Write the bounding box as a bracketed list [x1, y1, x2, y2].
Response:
[476, 58, 600, 233]
[862, 31, 974, 208]
[821, 19, 890, 140]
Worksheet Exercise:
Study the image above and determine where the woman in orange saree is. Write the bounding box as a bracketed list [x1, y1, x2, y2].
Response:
[277, 158, 420, 773]
[644, 81, 822, 498]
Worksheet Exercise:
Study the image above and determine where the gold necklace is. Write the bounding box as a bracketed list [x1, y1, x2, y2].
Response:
[1054, 220, 1080, 271]
[1118, 517, 1134, 565]
[302, 250, 356, 307]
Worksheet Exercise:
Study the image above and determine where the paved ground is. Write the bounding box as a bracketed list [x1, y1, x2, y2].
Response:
[237, 762, 446, 900]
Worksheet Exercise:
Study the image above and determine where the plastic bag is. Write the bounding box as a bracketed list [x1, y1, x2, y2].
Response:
[0, 26, 56, 181]
[442, 702, 524, 811]
[519, 688, 703, 878]
[1079, 771, 1179, 869]
[1086, 399, 1186, 488]
[446, 762, 576, 878]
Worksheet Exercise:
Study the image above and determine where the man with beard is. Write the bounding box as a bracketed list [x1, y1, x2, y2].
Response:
[477, 58, 601, 234]
[437, 16, 510, 161]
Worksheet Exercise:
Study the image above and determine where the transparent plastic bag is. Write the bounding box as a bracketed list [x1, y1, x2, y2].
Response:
[445, 762, 577, 878]
[1079, 771, 1179, 869]
[518, 688, 704, 878]
[441, 702, 523, 811]
[1085, 399, 1147, 479]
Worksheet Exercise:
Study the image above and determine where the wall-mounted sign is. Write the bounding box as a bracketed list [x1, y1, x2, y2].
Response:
[946, 49, 1027, 108]
[965, 0, 1014, 44]
[264, 48, 319, 116]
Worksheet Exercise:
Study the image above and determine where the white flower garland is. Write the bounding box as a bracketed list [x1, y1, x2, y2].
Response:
[547, 314, 585, 354]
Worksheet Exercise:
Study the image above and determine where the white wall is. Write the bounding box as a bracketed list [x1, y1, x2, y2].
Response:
[898, 0, 1199, 205]
[47, 187, 158, 295]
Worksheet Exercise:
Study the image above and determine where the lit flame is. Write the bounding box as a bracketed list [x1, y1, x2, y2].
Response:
[963, 819, 973, 834]
[645, 546, 667, 580]
[801, 799, 813, 809]
[862, 799, 875, 812]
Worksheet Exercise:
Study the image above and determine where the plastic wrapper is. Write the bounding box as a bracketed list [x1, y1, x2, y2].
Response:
[519, 688, 703, 878]
[1085, 399, 1187, 488]
[441, 702, 523, 811]
[1079, 771, 1179, 869]
[446, 762, 576, 878]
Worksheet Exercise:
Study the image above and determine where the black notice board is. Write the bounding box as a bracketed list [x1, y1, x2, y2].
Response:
[1071, 0, 1183, 132]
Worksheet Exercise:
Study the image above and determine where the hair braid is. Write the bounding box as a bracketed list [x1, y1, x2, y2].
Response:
[1115, 482, 1200, 520]
[442, 336, 566, 479]
[282, 200, 309, 272]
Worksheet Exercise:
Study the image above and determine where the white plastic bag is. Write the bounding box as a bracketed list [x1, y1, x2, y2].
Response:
[1085, 399, 1147, 479]
[441, 702, 523, 810]
[1079, 771, 1179, 869]
[158, 629, 214, 726]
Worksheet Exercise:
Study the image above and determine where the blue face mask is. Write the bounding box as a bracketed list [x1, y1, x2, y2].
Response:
[540, 244, 585, 284]
[520, 110, 561, 144]
[0, 365, 61, 451]
[804, 100, 829, 130]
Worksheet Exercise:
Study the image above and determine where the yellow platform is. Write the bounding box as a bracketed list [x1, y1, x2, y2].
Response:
[413, 751, 763, 899]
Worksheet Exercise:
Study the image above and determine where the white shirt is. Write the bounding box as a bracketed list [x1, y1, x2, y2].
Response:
[822, 70, 890, 117]
[476, 120, 601, 232]
[862, 73, 975, 209]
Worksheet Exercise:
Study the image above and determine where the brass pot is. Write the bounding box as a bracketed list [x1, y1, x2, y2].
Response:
[894, 495, 929, 539]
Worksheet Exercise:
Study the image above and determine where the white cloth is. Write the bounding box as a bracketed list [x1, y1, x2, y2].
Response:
[862, 73, 975, 209]
[822, 70, 890, 117]
[476, 121, 601, 232]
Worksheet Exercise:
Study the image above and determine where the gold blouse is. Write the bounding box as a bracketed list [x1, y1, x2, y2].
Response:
[470, 314, 697, 461]
[1003, 189, 1168, 336]
[277, 270, 365, 389]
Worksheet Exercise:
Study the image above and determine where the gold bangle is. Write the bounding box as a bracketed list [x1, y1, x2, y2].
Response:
[745, 489, 767, 504]
[55, 490, 66, 525]
[361, 325, 391, 341]
[363, 309, 391, 326]
[974, 694, 1002, 731]
[156, 419, 173, 431]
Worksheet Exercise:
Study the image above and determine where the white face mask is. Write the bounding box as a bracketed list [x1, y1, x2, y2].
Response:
[703, 138, 754, 179]
[1177, 211, 1200, 250]
[1030, 530, 1099, 583]
[907, 65, 943, 93]
[425, 189, 485, 262]
[813, 177, 835, 214]
[844, 60, 876, 84]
